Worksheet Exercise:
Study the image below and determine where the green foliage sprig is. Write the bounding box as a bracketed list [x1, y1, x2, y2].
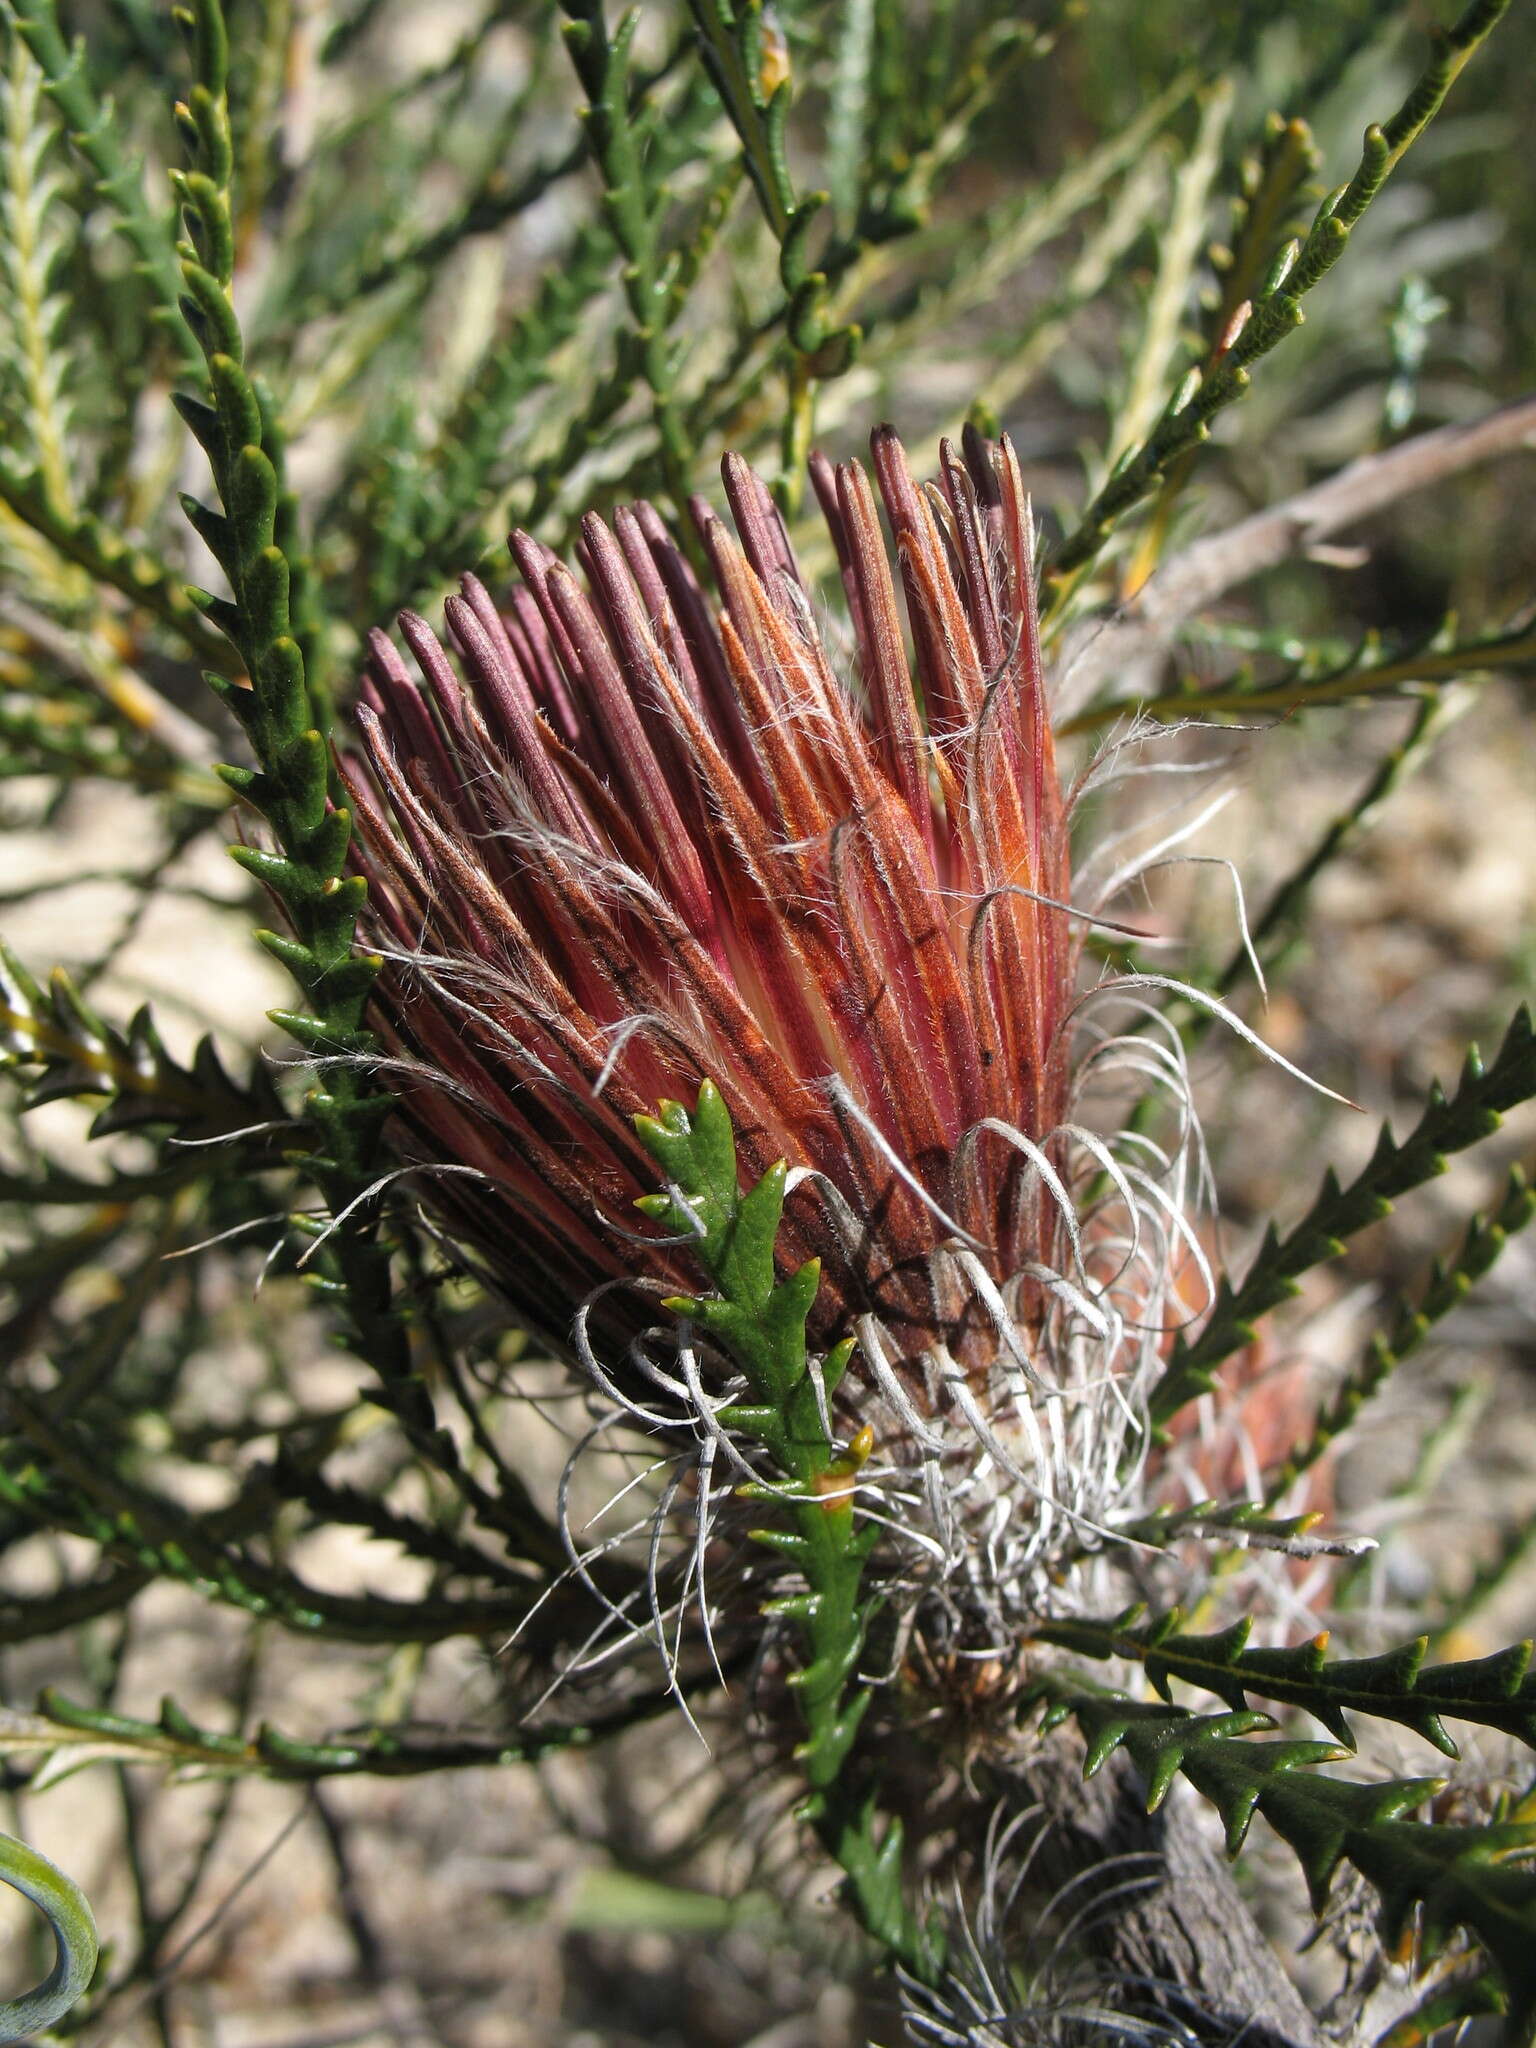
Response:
[0, 1390, 534, 1644]
[0, 459, 237, 674]
[1037, 1685, 1536, 2030]
[634, 1081, 940, 1980]
[1068, 616, 1536, 731]
[1209, 693, 1446, 1007]
[1049, 0, 1511, 585]
[166, 0, 417, 1416]
[559, 1, 706, 527]
[1150, 1005, 1536, 1428]
[0, 938, 289, 1142]
[371, 211, 616, 613]
[1121, 108, 1322, 587]
[683, 0, 859, 381]
[1267, 1163, 1536, 1503]
[1038, 1608, 1536, 1760]
[3, 0, 196, 368]
[0, 1688, 605, 1783]
[1, 27, 78, 520]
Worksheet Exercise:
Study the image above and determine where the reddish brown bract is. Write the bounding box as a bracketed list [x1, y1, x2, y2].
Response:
[343, 428, 1076, 1375]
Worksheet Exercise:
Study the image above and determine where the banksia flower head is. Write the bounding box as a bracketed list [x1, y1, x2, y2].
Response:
[343, 427, 1212, 1664]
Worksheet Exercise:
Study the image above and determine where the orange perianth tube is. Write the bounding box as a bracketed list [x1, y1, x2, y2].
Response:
[348, 427, 1084, 1363]
[834, 458, 935, 858]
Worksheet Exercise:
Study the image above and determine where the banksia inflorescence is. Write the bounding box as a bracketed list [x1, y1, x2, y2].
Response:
[4, 0, 1535, 2029]
[334, 419, 1536, 2027]
[7, 0, 1536, 2035]
[345, 428, 1226, 1708]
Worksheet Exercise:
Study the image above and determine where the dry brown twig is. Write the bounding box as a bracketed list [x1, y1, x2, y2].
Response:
[1058, 391, 1536, 709]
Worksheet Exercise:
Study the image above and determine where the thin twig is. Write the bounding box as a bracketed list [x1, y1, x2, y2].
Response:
[82, 1797, 310, 2048]
[1059, 392, 1536, 708]
[0, 591, 221, 768]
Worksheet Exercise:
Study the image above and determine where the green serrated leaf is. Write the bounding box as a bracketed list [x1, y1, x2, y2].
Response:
[634, 1079, 935, 1978]
[1040, 1610, 1536, 1762]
